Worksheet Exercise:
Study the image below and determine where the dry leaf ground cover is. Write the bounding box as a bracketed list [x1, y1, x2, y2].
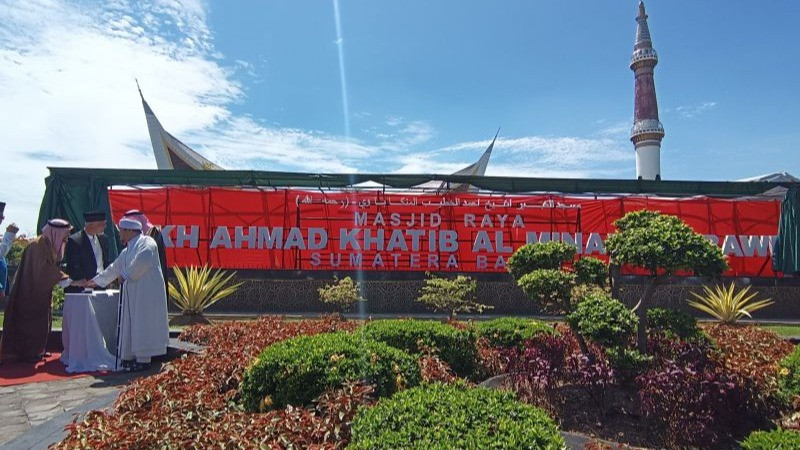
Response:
[51, 316, 799, 449]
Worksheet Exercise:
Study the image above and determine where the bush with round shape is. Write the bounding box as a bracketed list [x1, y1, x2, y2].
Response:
[348, 382, 565, 450]
[646, 307, 701, 340]
[474, 317, 555, 349]
[778, 345, 800, 402]
[507, 241, 576, 280]
[741, 428, 800, 449]
[574, 256, 608, 286]
[357, 319, 477, 377]
[240, 332, 420, 411]
[517, 269, 576, 314]
[567, 293, 637, 348]
[605, 347, 652, 382]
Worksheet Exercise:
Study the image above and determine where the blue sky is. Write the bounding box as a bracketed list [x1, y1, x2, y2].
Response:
[1, 0, 799, 232]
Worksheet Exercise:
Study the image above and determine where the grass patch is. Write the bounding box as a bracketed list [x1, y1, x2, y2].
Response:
[761, 324, 800, 337]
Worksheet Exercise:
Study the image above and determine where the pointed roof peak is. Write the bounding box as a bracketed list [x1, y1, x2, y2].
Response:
[634, 1, 653, 48]
[136, 80, 155, 115]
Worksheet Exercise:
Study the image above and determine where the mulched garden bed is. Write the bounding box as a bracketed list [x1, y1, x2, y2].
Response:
[52, 317, 798, 449]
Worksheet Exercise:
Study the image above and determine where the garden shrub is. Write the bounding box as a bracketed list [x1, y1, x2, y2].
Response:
[56, 316, 362, 448]
[740, 428, 800, 449]
[646, 307, 701, 340]
[415, 273, 491, 318]
[605, 347, 652, 382]
[565, 352, 616, 414]
[240, 331, 420, 411]
[638, 361, 759, 448]
[348, 382, 565, 450]
[567, 293, 637, 348]
[574, 256, 608, 286]
[509, 333, 574, 412]
[357, 319, 477, 378]
[705, 324, 794, 394]
[778, 345, 800, 402]
[517, 269, 576, 313]
[507, 241, 576, 280]
[318, 276, 364, 312]
[647, 333, 718, 372]
[474, 317, 555, 349]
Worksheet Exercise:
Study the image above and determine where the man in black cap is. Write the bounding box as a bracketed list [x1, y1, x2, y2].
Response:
[0, 201, 20, 298]
[64, 210, 110, 288]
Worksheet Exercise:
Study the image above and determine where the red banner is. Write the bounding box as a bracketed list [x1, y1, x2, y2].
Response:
[108, 187, 782, 276]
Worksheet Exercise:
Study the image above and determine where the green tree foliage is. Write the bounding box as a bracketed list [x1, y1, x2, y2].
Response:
[473, 317, 555, 349]
[416, 273, 490, 319]
[6, 236, 31, 266]
[777, 345, 800, 402]
[740, 429, 800, 449]
[646, 307, 702, 340]
[517, 269, 576, 314]
[357, 319, 477, 377]
[509, 241, 611, 358]
[567, 293, 637, 348]
[574, 256, 609, 286]
[507, 241, 576, 279]
[605, 210, 727, 277]
[604, 210, 728, 351]
[317, 276, 365, 312]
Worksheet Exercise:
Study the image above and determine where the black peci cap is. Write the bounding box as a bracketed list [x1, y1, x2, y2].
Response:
[83, 210, 107, 222]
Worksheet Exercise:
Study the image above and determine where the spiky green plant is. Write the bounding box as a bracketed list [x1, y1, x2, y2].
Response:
[687, 282, 773, 324]
[168, 265, 243, 315]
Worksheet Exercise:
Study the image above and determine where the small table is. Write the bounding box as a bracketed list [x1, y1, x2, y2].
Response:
[60, 290, 120, 373]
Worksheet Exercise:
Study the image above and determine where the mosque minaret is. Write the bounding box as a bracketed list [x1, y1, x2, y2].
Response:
[630, 1, 665, 180]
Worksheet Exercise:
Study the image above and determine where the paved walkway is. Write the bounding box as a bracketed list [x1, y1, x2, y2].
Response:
[0, 364, 162, 449]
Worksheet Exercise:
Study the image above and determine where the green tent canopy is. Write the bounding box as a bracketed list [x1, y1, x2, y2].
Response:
[37, 167, 800, 262]
[774, 186, 800, 274]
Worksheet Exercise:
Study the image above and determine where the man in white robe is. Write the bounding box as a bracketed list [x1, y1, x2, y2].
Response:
[89, 218, 168, 371]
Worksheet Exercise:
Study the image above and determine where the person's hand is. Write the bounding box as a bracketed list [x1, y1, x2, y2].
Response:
[6, 223, 18, 234]
[69, 279, 86, 287]
[85, 280, 98, 289]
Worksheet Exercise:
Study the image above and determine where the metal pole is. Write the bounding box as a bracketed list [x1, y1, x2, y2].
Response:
[114, 283, 124, 371]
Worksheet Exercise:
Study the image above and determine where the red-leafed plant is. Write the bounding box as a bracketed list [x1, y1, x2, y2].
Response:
[703, 323, 794, 393]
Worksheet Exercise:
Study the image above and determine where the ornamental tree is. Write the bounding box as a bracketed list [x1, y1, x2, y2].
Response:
[604, 210, 728, 352]
[318, 276, 365, 312]
[416, 273, 491, 320]
[509, 241, 610, 356]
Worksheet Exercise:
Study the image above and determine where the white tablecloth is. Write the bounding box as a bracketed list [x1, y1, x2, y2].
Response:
[60, 290, 120, 373]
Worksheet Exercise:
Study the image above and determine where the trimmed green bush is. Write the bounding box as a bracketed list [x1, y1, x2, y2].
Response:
[741, 428, 800, 449]
[240, 332, 420, 411]
[358, 319, 477, 377]
[507, 241, 576, 280]
[778, 345, 800, 401]
[567, 293, 637, 348]
[348, 382, 565, 450]
[647, 307, 701, 340]
[574, 256, 608, 286]
[517, 269, 576, 313]
[415, 274, 490, 318]
[605, 347, 652, 382]
[474, 317, 555, 349]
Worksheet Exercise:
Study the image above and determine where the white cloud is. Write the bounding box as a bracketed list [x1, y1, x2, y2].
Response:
[435, 135, 633, 169]
[0, 0, 370, 233]
[675, 101, 717, 119]
[0, 0, 635, 234]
